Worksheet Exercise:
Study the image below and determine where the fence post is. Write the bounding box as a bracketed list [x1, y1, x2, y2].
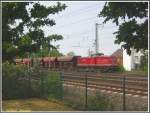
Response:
[40, 70, 44, 97]
[44, 71, 48, 98]
[28, 65, 31, 97]
[85, 73, 88, 110]
[123, 75, 126, 111]
[60, 71, 63, 100]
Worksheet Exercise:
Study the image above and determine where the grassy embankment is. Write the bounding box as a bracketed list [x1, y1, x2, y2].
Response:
[2, 98, 74, 111]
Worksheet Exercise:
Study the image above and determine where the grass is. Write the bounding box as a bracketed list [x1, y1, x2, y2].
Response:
[125, 70, 148, 76]
[2, 98, 74, 111]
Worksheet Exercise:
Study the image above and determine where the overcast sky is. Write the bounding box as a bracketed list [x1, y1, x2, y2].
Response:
[40, 1, 121, 56]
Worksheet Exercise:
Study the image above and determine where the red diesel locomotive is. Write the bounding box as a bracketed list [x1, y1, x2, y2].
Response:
[15, 55, 119, 72]
[76, 56, 118, 72]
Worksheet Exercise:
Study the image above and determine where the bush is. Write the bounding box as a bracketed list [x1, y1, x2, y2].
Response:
[2, 62, 29, 99]
[2, 61, 63, 100]
[61, 85, 86, 110]
[140, 51, 148, 70]
[116, 65, 126, 72]
[143, 66, 148, 74]
[2, 62, 42, 99]
[62, 86, 112, 111]
[87, 91, 110, 111]
[43, 71, 63, 100]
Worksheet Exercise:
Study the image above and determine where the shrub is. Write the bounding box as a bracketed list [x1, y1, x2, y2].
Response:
[43, 71, 63, 100]
[143, 66, 148, 74]
[2, 61, 63, 100]
[62, 86, 112, 111]
[2, 62, 29, 99]
[2, 62, 45, 99]
[116, 65, 126, 72]
[62, 87, 85, 110]
[140, 51, 148, 71]
[87, 91, 110, 111]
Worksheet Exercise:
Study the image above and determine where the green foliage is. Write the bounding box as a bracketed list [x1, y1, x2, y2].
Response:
[44, 71, 63, 100]
[116, 65, 126, 72]
[49, 49, 64, 57]
[2, 42, 18, 62]
[2, 2, 67, 61]
[140, 51, 148, 73]
[64, 100, 84, 110]
[2, 62, 43, 99]
[2, 62, 63, 100]
[62, 85, 112, 111]
[87, 91, 110, 111]
[36, 48, 63, 57]
[18, 35, 32, 46]
[2, 62, 29, 99]
[99, 2, 148, 55]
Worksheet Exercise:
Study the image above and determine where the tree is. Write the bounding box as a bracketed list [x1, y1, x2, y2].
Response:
[35, 47, 63, 57]
[99, 2, 148, 55]
[2, 2, 67, 61]
[49, 48, 63, 57]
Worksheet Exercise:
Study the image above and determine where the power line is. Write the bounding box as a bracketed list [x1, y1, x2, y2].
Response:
[47, 24, 116, 39]
[51, 16, 98, 29]
[59, 29, 94, 38]
[47, 27, 94, 38]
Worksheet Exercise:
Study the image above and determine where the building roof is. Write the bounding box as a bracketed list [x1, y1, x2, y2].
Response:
[111, 49, 123, 57]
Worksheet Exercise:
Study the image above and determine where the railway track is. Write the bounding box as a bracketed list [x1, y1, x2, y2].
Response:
[63, 77, 147, 89]
[40, 68, 148, 97]
[63, 80, 148, 97]
[61, 73, 147, 85]
[60, 72, 148, 97]
[61, 71, 148, 78]
[62, 74, 147, 83]
[43, 68, 147, 79]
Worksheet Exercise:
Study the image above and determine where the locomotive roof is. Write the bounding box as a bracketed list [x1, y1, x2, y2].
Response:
[80, 55, 112, 58]
[57, 56, 74, 61]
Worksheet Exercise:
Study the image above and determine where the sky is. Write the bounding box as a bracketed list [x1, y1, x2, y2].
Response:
[40, 1, 121, 57]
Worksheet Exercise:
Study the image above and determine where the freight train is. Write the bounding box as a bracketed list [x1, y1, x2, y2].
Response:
[14, 55, 120, 72]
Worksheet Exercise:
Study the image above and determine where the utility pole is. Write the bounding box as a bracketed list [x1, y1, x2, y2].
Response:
[95, 23, 103, 55]
[95, 23, 99, 54]
[88, 47, 91, 57]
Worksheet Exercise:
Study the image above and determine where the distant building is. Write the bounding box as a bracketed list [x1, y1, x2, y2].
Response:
[112, 48, 143, 71]
[123, 48, 143, 71]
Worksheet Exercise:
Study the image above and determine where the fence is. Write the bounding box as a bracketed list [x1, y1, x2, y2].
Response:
[17, 66, 47, 98]
[4, 62, 147, 110]
[59, 71, 148, 111]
